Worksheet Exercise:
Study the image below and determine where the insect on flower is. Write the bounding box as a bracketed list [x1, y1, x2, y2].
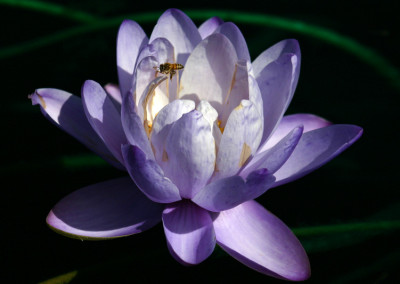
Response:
[154, 62, 184, 80]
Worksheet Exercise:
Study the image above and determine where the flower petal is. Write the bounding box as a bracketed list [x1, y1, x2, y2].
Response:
[252, 39, 301, 145]
[219, 59, 250, 128]
[150, 9, 201, 64]
[273, 124, 363, 187]
[239, 126, 304, 178]
[215, 100, 263, 180]
[259, 113, 331, 152]
[121, 92, 155, 160]
[179, 33, 238, 115]
[135, 56, 159, 109]
[162, 201, 215, 265]
[122, 145, 181, 203]
[164, 110, 216, 199]
[137, 37, 175, 65]
[117, 20, 148, 98]
[198, 16, 224, 39]
[215, 22, 251, 62]
[192, 169, 275, 212]
[30, 88, 124, 170]
[47, 177, 163, 239]
[248, 72, 263, 125]
[214, 200, 310, 281]
[151, 99, 195, 166]
[82, 80, 127, 164]
[104, 83, 122, 107]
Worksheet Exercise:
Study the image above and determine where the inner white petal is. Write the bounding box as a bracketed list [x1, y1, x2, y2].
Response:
[196, 100, 218, 129]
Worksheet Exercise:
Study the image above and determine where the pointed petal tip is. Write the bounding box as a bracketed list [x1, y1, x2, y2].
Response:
[29, 90, 43, 107]
[214, 200, 310, 281]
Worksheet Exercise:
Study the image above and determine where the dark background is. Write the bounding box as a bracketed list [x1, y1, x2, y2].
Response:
[2, 0, 399, 283]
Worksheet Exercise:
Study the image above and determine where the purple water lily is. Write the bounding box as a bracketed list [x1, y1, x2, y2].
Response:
[30, 9, 362, 281]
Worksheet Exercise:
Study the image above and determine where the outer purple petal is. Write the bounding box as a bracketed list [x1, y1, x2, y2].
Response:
[162, 201, 216, 265]
[214, 200, 310, 281]
[30, 88, 124, 170]
[149, 9, 201, 64]
[253, 39, 301, 95]
[82, 80, 127, 164]
[240, 126, 303, 178]
[259, 113, 331, 152]
[215, 22, 251, 62]
[121, 92, 155, 160]
[47, 177, 163, 239]
[163, 110, 215, 199]
[122, 145, 181, 203]
[104, 83, 122, 106]
[117, 20, 148, 98]
[198, 16, 224, 39]
[192, 169, 275, 212]
[273, 124, 363, 187]
[252, 39, 301, 146]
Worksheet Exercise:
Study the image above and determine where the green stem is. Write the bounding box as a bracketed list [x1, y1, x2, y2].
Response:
[0, 0, 99, 23]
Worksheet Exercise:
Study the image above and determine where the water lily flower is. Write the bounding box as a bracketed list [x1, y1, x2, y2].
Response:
[30, 9, 362, 281]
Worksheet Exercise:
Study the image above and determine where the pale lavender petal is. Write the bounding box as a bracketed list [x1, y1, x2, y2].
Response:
[164, 110, 215, 199]
[273, 124, 363, 187]
[150, 9, 201, 64]
[179, 33, 238, 115]
[259, 113, 331, 152]
[122, 145, 181, 203]
[137, 37, 175, 65]
[215, 22, 251, 61]
[150, 99, 195, 166]
[198, 16, 224, 39]
[253, 39, 301, 89]
[135, 56, 159, 109]
[215, 100, 263, 180]
[136, 38, 179, 101]
[30, 88, 124, 170]
[117, 20, 148, 98]
[240, 126, 303, 178]
[219, 59, 249, 128]
[252, 39, 301, 145]
[248, 72, 263, 124]
[214, 200, 310, 281]
[163, 201, 215, 265]
[192, 169, 275, 212]
[47, 177, 163, 239]
[104, 83, 122, 106]
[121, 92, 155, 160]
[82, 80, 127, 164]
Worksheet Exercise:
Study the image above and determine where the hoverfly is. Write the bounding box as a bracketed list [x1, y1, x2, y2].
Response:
[154, 62, 184, 80]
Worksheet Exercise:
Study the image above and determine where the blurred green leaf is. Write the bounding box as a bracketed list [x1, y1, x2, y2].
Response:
[39, 270, 78, 284]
